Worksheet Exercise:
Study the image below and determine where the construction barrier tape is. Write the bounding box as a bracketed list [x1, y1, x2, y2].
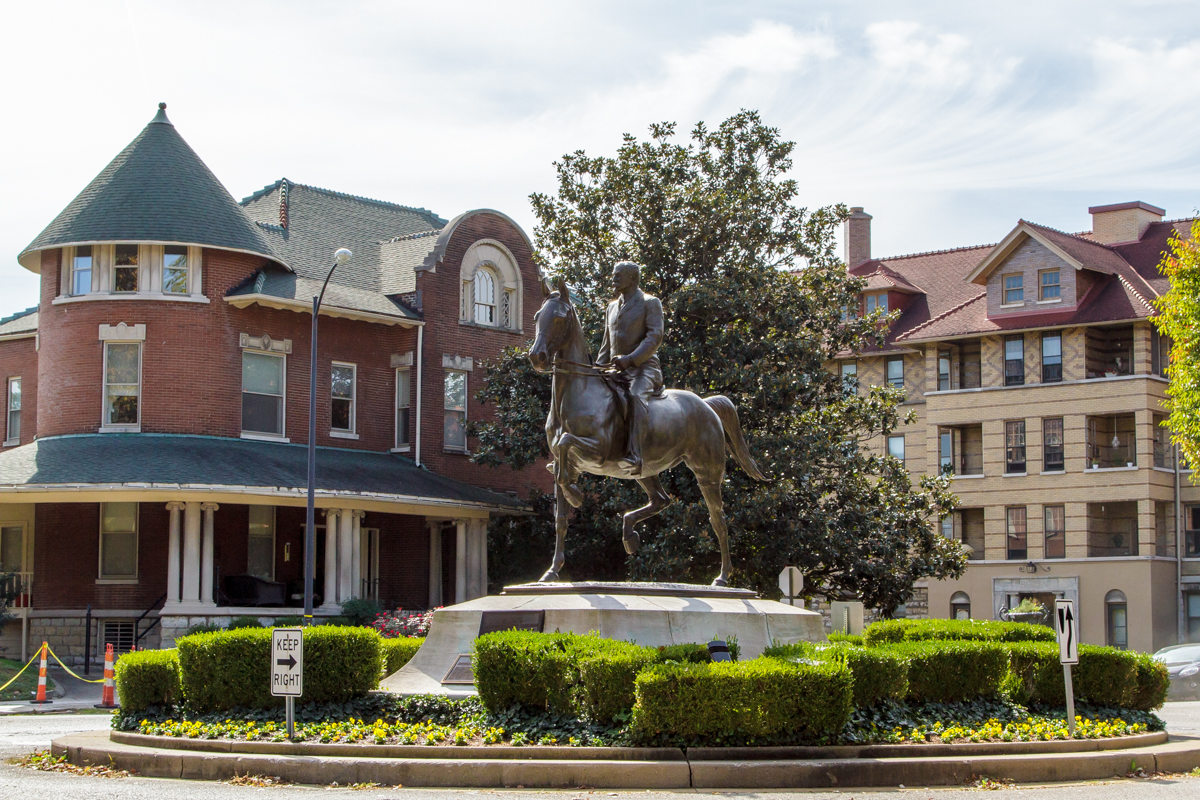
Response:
[0, 650, 40, 694]
[45, 645, 106, 684]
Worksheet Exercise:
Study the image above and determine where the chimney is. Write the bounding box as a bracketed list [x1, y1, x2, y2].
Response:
[1088, 201, 1163, 244]
[844, 207, 872, 267]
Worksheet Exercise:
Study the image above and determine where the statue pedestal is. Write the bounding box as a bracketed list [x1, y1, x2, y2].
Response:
[379, 583, 825, 697]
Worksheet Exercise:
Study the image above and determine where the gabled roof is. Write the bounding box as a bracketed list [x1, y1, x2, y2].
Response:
[0, 307, 37, 338]
[964, 220, 1132, 285]
[19, 104, 283, 272]
[853, 261, 924, 294]
[225, 267, 420, 326]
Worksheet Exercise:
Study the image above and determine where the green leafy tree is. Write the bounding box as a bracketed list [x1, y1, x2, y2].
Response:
[476, 111, 966, 611]
[1152, 218, 1200, 475]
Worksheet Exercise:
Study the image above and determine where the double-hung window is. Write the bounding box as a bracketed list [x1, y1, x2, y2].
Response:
[99, 502, 138, 581]
[1004, 335, 1025, 386]
[1042, 332, 1062, 382]
[162, 246, 189, 294]
[247, 506, 275, 581]
[1003, 273, 1023, 304]
[1006, 507, 1027, 560]
[939, 430, 954, 473]
[840, 361, 857, 395]
[1043, 417, 1064, 472]
[887, 434, 905, 463]
[444, 370, 467, 451]
[1044, 505, 1066, 558]
[1039, 269, 1060, 300]
[395, 368, 411, 448]
[113, 244, 139, 292]
[242, 351, 285, 437]
[1005, 420, 1026, 474]
[331, 363, 356, 435]
[938, 350, 952, 391]
[103, 342, 141, 429]
[5, 378, 19, 445]
[72, 245, 93, 295]
[865, 293, 888, 314]
[886, 357, 904, 390]
[474, 270, 496, 325]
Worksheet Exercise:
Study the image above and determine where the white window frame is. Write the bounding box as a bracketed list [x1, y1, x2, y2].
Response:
[161, 245, 191, 295]
[240, 349, 288, 441]
[112, 243, 142, 293]
[247, 505, 277, 582]
[394, 367, 411, 451]
[444, 369, 468, 452]
[71, 245, 95, 296]
[56, 244, 206, 303]
[98, 502, 139, 583]
[101, 341, 142, 433]
[330, 361, 358, 438]
[887, 434, 905, 463]
[473, 268, 497, 326]
[4, 377, 20, 446]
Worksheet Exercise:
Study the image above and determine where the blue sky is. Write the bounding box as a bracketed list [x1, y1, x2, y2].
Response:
[2, 1, 1199, 318]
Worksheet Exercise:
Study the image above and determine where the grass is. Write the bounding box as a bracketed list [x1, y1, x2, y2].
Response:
[0, 657, 54, 702]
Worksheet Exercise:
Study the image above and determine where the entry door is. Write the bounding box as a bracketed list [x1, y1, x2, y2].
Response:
[360, 528, 379, 601]
[0, 524, 28, 606]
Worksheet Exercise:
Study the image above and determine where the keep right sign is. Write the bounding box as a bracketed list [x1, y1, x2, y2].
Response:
[1055, 599, 1079, 665]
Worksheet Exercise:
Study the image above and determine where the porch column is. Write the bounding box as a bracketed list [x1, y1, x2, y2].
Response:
[181, 502, 202, 601]
[455, 519, 468, 604]
[465, 521, 480, 600]
[165, 502, 184, 603]
[427, 521, 443, 608]
[338, 508, 354, 602]
[351, 510, 365, 600]
[200, 503, 218, 605]
[322, 509, 339, 609]
[478, 518, 488, 598]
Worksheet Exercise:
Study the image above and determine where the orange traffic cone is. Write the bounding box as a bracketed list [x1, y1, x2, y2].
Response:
[95, 644, 116, 709]
[31, 642, 51, 704]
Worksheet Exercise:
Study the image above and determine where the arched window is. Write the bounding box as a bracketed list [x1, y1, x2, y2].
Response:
[1105, 589, 1128, 650]
[950, 591, 971, 620]
[473, 269, 496, 325]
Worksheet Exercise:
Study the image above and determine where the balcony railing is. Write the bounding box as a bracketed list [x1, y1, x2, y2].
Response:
[0, 571, 32, 608]
[1088, 443, 1136, 469]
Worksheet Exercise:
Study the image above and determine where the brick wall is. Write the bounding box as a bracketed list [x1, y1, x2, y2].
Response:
[0, 335, 37, 447]
[985, 238, 1078, 316]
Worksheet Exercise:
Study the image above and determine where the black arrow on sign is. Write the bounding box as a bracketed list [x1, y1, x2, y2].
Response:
[276, 654, 297, 670]
[1064, 605, 1075, 655]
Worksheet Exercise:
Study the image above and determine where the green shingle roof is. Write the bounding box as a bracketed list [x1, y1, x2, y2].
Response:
[0, 434, 526, 513]
[19, 104, 284, 271]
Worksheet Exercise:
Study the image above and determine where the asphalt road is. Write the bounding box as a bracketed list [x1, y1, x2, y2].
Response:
[0, 705, 1196, 799]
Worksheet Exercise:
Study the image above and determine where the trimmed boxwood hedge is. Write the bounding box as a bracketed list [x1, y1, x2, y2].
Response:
[113, 649, 181, 712]
[631, 659, 852, 741]
[1131, 652, 1171, 711]
[864, 619, 1055, 646]
[381, 637, 424, 676]
[762, 642, 908, 709]
[883, 640, 1009, 703]
[177, 626, 383, 712]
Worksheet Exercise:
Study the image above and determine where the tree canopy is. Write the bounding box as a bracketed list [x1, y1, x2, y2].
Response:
[475, 110, 965, 611]
[1153, 219, 1200, 477]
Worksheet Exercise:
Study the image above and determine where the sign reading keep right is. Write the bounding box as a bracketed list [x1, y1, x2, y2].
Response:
[271, 628, 304, 697]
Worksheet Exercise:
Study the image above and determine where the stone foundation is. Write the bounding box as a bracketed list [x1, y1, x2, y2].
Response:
[26, 615, 162, 666]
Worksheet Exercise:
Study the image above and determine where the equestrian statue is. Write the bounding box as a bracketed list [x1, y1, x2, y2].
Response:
[528, 261, 767, 587]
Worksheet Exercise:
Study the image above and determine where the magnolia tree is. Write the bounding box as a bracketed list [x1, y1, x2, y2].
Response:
[1153, 219, 1200, 475]
[474, 111, 966, 612]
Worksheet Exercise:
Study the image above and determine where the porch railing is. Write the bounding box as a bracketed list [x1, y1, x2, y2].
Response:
[0, 571, 32, 608]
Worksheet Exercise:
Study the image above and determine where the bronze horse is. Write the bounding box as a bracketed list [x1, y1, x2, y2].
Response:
[528, 277, 767, 586]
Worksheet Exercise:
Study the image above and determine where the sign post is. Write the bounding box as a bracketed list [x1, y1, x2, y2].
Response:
[778, 566, 804, 607]
[271, 628, 304, 740]
[1054, 599, 1079, 736]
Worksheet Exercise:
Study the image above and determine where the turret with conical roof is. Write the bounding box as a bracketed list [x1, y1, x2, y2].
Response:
[18, 103, 284, 272]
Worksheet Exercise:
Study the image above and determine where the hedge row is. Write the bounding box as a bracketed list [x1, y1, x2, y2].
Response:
[1006, 641, 1168, 710]
[115, 629, 424, 712]
[762, 642, 908, 708]
[863, 619, 1055, 646]
[631, 659, 853, 741]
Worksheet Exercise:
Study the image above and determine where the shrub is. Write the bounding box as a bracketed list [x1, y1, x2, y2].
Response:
[655, 643, 711, 663]
[827, 632, 864, 646]
[340, 598, 382, 627]
[765, 642, 907, 709]
[631, 658, 852, 742]
[864, 619, 1054, 646]
[273, 616, 304, 627]
[227, 616, 263, 630]
[578, 648, 660, 721]
[371, 608, 435, 638]
[114, 649, 180, 712]
[1131, 652, 1170, 711]
[177, 626, 382, 712]
[381, 637, 424, 676]
[320, 615, 351, 627]
[183, 621, 223, 636]
[1004, 641, 1144, 708]
[885, 640, 1009, 703]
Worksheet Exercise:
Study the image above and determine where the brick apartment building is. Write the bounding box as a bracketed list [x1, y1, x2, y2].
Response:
[840, 203, 1199, 653]
[0, 104, 548, 662]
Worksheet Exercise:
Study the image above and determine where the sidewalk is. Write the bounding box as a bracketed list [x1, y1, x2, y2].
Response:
[0, 665, 113, 715]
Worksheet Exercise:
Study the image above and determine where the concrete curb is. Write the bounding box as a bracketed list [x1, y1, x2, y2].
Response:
[50, 730, 1200, 789]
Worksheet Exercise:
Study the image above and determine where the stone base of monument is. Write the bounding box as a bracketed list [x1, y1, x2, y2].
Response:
[380, 582, 825, 697]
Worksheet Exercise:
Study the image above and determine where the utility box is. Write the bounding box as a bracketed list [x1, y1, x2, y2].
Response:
[830, 601, 864, 635]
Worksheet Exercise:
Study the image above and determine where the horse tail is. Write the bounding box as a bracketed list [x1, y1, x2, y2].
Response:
[704, 395, 768, 481]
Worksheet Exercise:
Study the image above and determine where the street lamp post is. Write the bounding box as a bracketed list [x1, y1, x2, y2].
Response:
[304, 248, 353, 626]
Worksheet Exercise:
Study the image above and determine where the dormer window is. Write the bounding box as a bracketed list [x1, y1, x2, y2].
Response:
[72, 246, 93, 295]
[459, 240, 523, 331]
[1039, 269, 1060, 301]
[865, 292, 888, 314]
[114, 245, 139, 292]
[1003, 274, 1023, 305]
[163, 246, 189, 294]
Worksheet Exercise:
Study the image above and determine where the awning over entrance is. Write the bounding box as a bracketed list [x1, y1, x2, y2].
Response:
[0, 434, 527, 516]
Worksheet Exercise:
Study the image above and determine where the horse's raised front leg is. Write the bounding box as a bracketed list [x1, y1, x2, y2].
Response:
[698, 481, 731, 587]
[539, 482, 569, 582]
[622, 476, 674, 555]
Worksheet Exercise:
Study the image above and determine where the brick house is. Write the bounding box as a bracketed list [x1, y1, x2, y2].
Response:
[0, 104, 548, 662]
[840, 203, 1199, 652]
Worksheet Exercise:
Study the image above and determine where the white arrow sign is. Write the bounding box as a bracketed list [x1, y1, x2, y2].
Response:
[1055, 599, 1078, 665]
[271, 628, 304, 697]
[779, 566, 804, 606]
